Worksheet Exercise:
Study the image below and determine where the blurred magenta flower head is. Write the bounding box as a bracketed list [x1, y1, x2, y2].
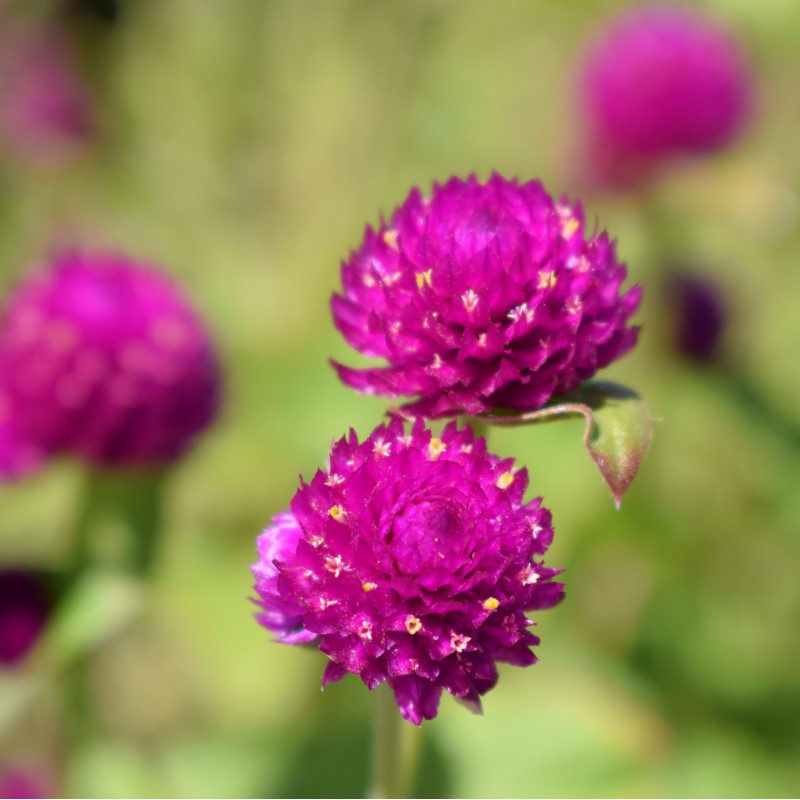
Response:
[0, 251, 221, 479]
[332, 174, 640, 417]
[0, 762, 53, 799]
[578, 4, 752, 185]
[252, 418, 563, 725]
[0, 569, 52, 668]
[0, 21, 94, 168]
[253, 512, 319, 645]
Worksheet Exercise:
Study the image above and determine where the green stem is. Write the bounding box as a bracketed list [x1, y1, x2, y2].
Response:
[68, 467, 167, 578]
[369, 684, 421, 799]
[462, 415, 488, 443]
[69, 470, 101, 576]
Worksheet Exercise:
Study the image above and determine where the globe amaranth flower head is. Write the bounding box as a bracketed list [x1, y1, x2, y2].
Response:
[331, 173, 641, 417]
[0, 251, 221, 479]
[578, 4, 752, 185]
[252, 418, 564, 725]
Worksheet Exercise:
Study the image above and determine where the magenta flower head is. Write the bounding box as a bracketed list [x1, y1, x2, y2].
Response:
[251, 418, 563, 725]
[331, 174, 641, 417]
[0, 764, 52, 799]
[0, 251, 221, 478]
[578, 4, 752, 184]
[0, 569, 52, 668]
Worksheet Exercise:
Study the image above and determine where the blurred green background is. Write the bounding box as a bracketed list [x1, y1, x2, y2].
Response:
[1, 0, 799, 796]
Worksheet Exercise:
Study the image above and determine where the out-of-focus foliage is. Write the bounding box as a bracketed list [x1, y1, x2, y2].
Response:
[1, 0, 799, 796]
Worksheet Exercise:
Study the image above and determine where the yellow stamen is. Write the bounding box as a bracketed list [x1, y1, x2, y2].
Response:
[538, 270, 557, 289]
[415, 269, 433, 289]
[496, 471, 514, 489]
[428, 438, 446, 460]
[405, 615, 422, 635]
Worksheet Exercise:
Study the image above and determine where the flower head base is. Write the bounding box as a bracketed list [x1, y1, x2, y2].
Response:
[252, 418, 564, 725]
[331, 174, 640, 417]
[578, 5, 752, 185]
[0, 251, 221, 477]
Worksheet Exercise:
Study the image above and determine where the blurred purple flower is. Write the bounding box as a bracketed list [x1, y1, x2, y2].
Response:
[253, 512, 319, 645]
[0, 570, 52, 668]
[665, 272, 726, 362]
[578, 4, 752, 186]
[0, 251, 221, 478]
[332, 174, 641, 417]
[0, 769, 43, 799]
[252, 418, 563, 725]
[0, 21, 94, 168]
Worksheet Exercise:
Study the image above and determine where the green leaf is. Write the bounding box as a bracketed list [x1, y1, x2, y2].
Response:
[483, 381, 653, 507]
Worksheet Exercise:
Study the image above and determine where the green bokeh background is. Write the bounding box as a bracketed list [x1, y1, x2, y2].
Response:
[1, 0, 799, 796]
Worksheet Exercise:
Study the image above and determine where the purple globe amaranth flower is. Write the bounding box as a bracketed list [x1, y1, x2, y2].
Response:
[253, 512, 319, 645]
[0, 251, 221, 477]
[252, 418, 564, 725]
[579, 4, 752, 184]
[331, 174, 641, 417]
[0, 764, 53, 799]
[0, 570, 52, 668]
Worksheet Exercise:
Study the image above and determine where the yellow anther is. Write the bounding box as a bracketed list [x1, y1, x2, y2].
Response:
[483, 597, 500, 611]
[538, 270, 557, 289]
[496, 471, 514, 489]
[328, 505, 346, 522]
[362, 582, 377, 592]
[428, 438, 446, 460]
[405, 615, 422, 635]
[415, 269, 433, 289]
[382, 229, 399, 249]
[560, 217, 579, 239]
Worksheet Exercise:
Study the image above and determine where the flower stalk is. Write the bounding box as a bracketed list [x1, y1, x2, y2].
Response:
[370, 684, 420, 799]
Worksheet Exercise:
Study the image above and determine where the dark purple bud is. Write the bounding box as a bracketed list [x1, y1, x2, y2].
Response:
[666, 273, 726, 362]
[0, 570, 52, 668]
